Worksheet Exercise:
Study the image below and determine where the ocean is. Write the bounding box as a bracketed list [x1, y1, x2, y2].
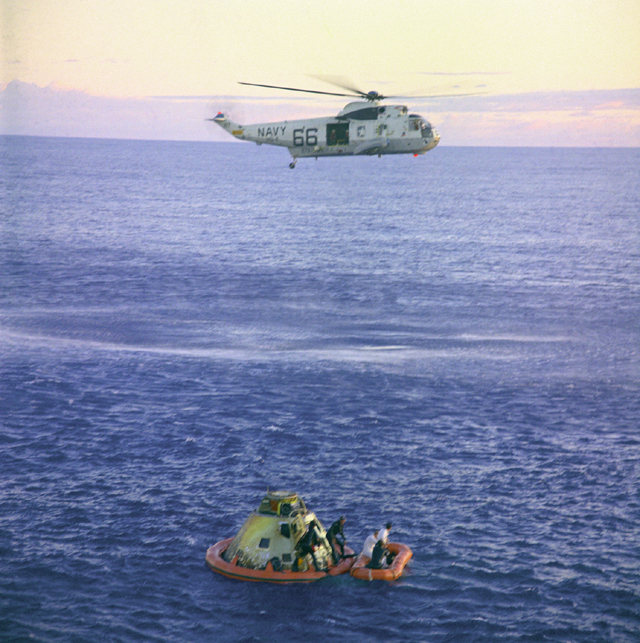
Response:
[1, 135, 639, 642]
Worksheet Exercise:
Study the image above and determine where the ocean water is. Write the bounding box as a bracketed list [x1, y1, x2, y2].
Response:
[1, 135, 639, 643]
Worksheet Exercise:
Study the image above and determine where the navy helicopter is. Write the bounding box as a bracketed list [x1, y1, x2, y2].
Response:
[210, 79, 472, 168]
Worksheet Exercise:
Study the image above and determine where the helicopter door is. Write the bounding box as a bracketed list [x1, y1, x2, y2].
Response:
[326, 122, 349, 146]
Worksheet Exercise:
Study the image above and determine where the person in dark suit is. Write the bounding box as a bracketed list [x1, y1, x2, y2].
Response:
[297, 520, 323, 571]
[326, 516, 347, 563]
[367, 540, 388, 569]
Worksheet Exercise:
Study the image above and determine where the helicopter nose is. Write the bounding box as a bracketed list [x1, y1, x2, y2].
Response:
[422, 129, 440, 151]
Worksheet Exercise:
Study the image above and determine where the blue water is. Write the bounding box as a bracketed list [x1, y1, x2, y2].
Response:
[1, 135, 639, 642]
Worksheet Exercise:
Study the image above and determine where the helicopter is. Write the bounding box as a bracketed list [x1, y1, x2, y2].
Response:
[210, 80, 454, 168]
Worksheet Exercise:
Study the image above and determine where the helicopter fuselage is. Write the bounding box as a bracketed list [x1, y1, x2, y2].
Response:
[213, 101, 439, 165]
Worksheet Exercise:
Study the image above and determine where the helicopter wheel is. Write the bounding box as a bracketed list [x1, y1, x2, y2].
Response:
[289, 159, 297, 169]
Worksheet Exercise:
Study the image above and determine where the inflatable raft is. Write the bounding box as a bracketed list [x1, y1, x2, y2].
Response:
[206, 490, 355, 584]
[350, 542, 413, 581]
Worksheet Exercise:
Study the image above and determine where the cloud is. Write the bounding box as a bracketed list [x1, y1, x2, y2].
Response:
[419, 71, 511, 76]
[413, 88, 640, 113]
[415, 88, 640, 146]
[0, 80, 214, 141]
[1, 80, 639, 146]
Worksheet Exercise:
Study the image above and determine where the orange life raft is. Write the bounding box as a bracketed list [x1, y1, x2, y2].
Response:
[350, 542, 413, 581]
[206, 537, 355, 583]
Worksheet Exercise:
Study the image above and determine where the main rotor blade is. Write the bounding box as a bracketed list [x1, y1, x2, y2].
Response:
[308, 75, 373, 100]
[238, 81, 487, 102]
[238, 82, 357, 98]
[307, 75, 488, 101]
[386, 81, 489, 100]
[390, 90, 489, 99]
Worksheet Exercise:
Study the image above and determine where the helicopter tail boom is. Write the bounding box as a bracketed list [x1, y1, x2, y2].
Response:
[209, 112, 245, 139]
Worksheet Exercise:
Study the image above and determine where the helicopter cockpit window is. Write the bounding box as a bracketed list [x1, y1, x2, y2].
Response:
[327, 122, 349, 146]
[421, 121, 433, 139]
[409, 118, 421, 131]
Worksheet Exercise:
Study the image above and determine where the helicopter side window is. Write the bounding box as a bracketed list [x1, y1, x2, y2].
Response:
[410, 118, 421, 131]
[326, 122, 349, 146]
[345, 107, 378, 120]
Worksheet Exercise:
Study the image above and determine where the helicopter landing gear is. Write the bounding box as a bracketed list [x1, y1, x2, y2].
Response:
[289, 158, 297, 169]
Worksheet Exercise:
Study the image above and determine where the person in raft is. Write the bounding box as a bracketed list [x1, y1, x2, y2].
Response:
[326, 516, 347, 564]
[297, 520, 324, 571]
[362, 530, 379, 559]
[366, 539, 389, 569]
[378, 522, 392, 545]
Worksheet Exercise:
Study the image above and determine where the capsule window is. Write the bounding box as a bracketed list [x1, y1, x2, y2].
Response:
[258, 538, 270, 549]
[280, 523, 291, 538]
[280, 502, 291, 515]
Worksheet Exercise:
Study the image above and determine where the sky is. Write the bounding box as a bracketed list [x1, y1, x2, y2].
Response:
[2, 0, 640, 145]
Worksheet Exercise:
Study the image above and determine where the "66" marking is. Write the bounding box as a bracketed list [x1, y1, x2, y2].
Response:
[293, 128, 318, 147]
